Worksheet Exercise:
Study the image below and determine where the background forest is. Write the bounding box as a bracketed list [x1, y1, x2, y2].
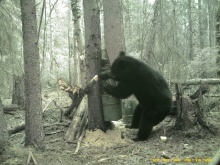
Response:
[1, 0, 220, 98]
[1, 0, 220, 165]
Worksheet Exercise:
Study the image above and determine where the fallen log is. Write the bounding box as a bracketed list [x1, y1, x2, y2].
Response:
[3, 104, 20, 111]
[175, 78, 220, 85]
[8, 122, 25, 134]
[8, 122, 70, 135]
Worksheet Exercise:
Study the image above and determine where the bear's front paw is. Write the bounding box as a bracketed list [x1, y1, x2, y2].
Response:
[99, 70, 111, 80]
[101, 80, 111, 89]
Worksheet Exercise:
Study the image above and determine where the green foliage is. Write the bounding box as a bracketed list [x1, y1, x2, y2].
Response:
[0, 0, 22, 97]
[187, 47, 218, 79]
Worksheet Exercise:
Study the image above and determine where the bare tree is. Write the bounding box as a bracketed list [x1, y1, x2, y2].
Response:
[83, 0, 108, 131]
[20, 0, 44, 149]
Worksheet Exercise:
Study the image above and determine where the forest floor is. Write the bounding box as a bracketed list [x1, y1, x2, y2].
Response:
[1, 89, 220, 165]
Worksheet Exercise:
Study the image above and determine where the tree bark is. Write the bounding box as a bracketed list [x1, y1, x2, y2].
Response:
[216, 1, 220, 76]
[83, 0, 108, 132]
[20, 0, 44, 150]
[103, 0, 125, 64]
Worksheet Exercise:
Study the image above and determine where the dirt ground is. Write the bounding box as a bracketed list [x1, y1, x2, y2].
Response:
[1, 90, 220, 165]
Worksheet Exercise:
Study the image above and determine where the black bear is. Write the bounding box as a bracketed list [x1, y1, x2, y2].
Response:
[100, 51, 172, 141]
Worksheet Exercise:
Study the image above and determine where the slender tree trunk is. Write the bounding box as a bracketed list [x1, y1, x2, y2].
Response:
[83, 0, 108, 131]
[208, 0, 215, 47]
[143, 0, 159, 62]
[20, 0, 45, 150]
[198, 0, 204, 49]
[216, 1, 220, 76]
[188, 0, 194, 60]
[71, 0, 86, 87]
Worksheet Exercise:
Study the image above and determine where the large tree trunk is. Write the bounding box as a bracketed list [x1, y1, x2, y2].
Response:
[103, 0, 125, 64]
[20, 0, 44, 150]
[83, 0, 108, 131]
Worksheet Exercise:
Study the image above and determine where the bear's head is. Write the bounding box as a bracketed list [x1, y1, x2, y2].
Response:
[111, 51, 139, 81]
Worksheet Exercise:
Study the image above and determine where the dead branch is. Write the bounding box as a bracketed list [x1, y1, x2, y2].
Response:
[26, 150, 38, 165]
[44, 122, 70, 128]
[53, 100, 65, 122]
[76, 112, 88, 139]
[190, 83, 209, 100]
[64, 104, 86, 142]
[45, 130, 64, 135]
[57, 75, 98, 117]
[74, 119, 88, 154]
[42, 99, 56, 113]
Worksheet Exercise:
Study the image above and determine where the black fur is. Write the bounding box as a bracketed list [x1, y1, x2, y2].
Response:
[100, 51, 172, 141]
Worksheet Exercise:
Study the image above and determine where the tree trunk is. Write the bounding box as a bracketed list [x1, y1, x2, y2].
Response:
[188, 0, 194, 60]
[20, 0, 45, 150]
[0, 99, 9, 155]
[103, 0, 125, 64]
[71, 0, 87, 87]
[83, 0, 108, 131]
[216, 1, 220, 76]
[143, 0, 159, 62]
[208, 0, 215, 47]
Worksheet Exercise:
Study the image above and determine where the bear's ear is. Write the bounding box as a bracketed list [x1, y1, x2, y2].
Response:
[119, 51, 126, 57]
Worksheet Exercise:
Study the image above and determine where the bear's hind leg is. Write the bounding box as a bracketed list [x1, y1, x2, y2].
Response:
[135, 112, 154, 141]
[129, 105, 142, 128]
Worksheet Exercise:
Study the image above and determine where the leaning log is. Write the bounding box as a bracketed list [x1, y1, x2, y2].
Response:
[58, 76, 98, 141]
